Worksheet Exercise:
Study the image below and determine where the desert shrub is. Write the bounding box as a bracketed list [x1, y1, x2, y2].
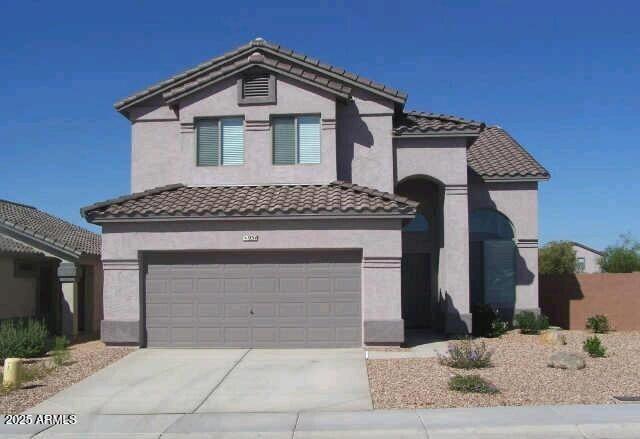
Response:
[514, 311, 549, 334]
[472, 305, 508, 338]
[583, 336, 607, 357]
[52, 336, 71, 367]
[0, 319, 49, 360]
[448, 374, 498, 394]
[438, 337, 493, 369]
[599, 234, 640, 273]
[586, 315, 610, 333]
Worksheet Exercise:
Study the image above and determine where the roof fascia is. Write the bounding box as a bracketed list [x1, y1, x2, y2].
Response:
[92, 213, 416, 224]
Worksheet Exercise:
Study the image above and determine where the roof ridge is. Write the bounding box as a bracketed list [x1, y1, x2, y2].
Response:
[115, 38, 407, 111]
[0, 199, 36, 210]
[405, 111, 485, 126]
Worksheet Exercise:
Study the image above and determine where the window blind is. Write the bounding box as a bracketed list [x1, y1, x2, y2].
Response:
[197, 120, 219, 166]
[221, 118, 244, 165]
[272, 117, 296, 165]
[297, 115, 321, 164]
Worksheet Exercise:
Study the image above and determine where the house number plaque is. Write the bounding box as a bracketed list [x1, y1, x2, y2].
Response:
[242, 233, 259, 242]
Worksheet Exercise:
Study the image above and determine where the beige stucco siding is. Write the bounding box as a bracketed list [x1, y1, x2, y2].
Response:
[131, 76, 338, 192]
[573, 245, 602, 273]
[101, 219, 404, 344]
[0, 256, 38, 320]
[468, 179, 540, 311]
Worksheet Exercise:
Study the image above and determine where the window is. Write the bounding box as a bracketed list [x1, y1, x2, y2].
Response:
[403, 213, 429, 232]
[237, 72, 276, 104]
[196, 117, 244, 166]
[576, 257, 586, 273]
[272, 115, 321, 165]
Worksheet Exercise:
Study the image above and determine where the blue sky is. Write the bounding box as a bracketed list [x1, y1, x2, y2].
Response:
[1, 1, 638, 250]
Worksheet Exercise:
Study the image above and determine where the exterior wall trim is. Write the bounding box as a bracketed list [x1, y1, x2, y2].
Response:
[92, 214, 415, 224]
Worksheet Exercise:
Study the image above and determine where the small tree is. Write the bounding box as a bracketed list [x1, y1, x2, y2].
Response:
[600, 234, 640, 273]
[539, 241, 576, 275]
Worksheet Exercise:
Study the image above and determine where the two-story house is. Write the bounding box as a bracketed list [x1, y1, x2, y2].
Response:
[82, 38, 549, 348]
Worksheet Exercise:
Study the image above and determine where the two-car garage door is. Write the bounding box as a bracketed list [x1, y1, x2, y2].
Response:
[143, 251, 362, 348]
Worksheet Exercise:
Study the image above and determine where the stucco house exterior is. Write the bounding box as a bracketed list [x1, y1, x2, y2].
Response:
[0, 199, 102, 337]
[82, 38, 549, 347]
[571, 242, 602, 273]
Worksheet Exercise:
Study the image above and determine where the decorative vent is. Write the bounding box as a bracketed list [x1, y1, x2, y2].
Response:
[243, 74, 270, 98]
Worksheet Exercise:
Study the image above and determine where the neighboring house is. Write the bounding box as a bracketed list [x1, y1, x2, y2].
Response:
[572, 242, 602, 273]
[82, 38, 549, 348]
[0, 200, 101, 337]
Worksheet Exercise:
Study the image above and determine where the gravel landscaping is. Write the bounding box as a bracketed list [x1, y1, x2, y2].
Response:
[0, 340, 133, 414]
[367, 330, 640, 409]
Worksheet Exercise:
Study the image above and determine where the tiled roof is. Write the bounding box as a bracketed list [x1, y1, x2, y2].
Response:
[467, 127, 550, 180]
[82, 182, 417, 221]
[0, 200, 101, 256]
[0, 234, 43, 256]
[163, 52, 352, 103]
[115, 38, 406, 111]
[393, 111, 485, 135]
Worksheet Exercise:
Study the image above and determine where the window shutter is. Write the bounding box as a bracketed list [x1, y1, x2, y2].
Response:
[243, 74, 270, 98]
[197, 120, 219, 166]
[297, 115, 321, 164]
[272, 117, 296, 165]
[221, 118, 244, 165]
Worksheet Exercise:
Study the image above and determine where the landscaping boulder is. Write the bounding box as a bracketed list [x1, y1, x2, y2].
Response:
[547, 352, 586, 370]
[540, 330, 566, 346]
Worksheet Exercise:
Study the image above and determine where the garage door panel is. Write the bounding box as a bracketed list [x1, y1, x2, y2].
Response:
[144, 251, 362, 348]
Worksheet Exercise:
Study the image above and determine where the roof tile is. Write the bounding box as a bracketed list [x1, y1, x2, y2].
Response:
[0, 200, 100, 255]
[83, 182, 417, 222]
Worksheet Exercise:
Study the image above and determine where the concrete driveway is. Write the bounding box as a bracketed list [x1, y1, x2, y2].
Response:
[27, 348, 372, 415]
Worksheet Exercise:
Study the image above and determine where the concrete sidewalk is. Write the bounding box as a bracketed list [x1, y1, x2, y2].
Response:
[3, 404, 639, 438]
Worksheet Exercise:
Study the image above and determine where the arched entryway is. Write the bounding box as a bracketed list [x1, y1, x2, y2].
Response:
[469, 208, 517, 316]
[396, 176, 444, 329]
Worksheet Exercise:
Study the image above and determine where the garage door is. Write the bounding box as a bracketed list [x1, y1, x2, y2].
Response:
[143, 251, 362, 348]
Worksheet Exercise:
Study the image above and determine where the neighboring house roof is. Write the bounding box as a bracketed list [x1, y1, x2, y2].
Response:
[81, 182, 418, 222]
[115, 38, 407, 112]
[393, 111, 485, 136]
[0, 199, 101, 257]
[467, 127, 550, 180]
[571, 241, 603, 256]
[0, 234, 43, 256]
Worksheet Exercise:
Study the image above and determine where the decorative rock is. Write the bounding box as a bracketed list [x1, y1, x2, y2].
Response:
[3, 358, 23, 388]
[548, 352, 586, 370]
[540, 330, 567, 346]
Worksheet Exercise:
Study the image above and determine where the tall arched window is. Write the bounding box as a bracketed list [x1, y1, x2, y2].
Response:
[403, 213, 429, 232]
[469, 209, 516, 308]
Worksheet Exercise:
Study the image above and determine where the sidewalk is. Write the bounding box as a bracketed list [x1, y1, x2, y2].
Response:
[2, 403, 639, 438]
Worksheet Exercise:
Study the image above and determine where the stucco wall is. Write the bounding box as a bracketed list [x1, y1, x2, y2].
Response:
[131, 76, 339, 192]
[0, 256, 38, 320]
[573, 245, 602, 273]
[394, 137, 469, 186]
[468, 178, 540, 311]
[101, 218, 404, 345]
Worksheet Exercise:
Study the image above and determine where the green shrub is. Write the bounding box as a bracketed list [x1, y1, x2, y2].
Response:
[0, 319, 49, 361]
[52, 336, 71, 367]
[438, 337, 493, 369]
[472, 305, 509, 338]
[583, 335, 607, 357]
[514, 311, 550, 334]
[448, 374, 498, 394]
[586, 315, 610, 333]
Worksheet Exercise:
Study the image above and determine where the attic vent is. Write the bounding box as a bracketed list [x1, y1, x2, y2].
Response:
[238, 72, 276, 104]
[243, 74, 270, 98]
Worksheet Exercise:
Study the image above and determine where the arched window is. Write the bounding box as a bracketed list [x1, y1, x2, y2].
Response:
[403, 213, 429, 232]
[470, 209, 514, 241]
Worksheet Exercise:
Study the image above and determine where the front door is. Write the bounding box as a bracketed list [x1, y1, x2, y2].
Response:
[401, 253, 431, 328]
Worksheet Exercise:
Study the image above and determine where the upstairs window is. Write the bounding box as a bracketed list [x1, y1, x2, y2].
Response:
[272, 115, 321, 165]
[237, 71, 276, 104]
[196, 117, 244, 166]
